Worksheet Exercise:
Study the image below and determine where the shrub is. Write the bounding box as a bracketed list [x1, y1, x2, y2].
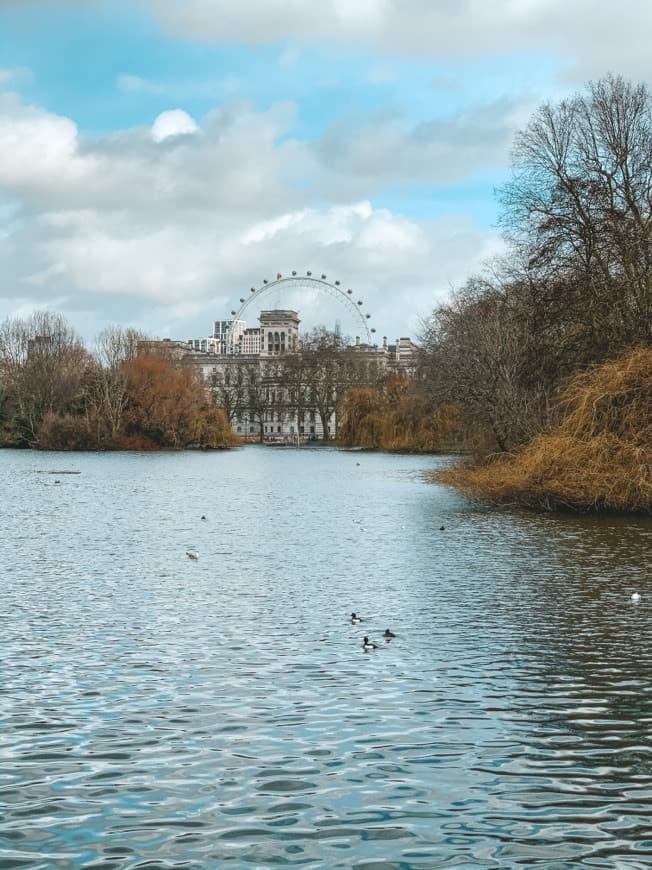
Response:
[338, 379, 471, 453]
[189, 407, 241, 448]
[437, 348, 652, 513]
[35, 413, 96, 451]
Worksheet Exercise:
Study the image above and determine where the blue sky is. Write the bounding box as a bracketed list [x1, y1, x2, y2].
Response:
[0, 0, 649, 341]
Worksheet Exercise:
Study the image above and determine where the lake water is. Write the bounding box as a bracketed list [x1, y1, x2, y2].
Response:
[2, 446, 651, 869]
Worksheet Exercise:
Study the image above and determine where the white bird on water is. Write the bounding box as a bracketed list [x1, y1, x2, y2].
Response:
[631, 592, 641, 603]
[186, 549, 199, 560]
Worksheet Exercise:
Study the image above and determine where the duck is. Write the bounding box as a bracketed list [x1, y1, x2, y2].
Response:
[186, 549, 199, 560]
[631, 592, 641, 603]
[383, 629, 396, 638]
[351, 612, 363, 624]
[363, 636, 379, 650]
[200, 515, 207, 521]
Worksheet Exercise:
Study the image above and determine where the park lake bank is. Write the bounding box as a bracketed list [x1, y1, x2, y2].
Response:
[2, 446, 651, 869]
[5, 341, 650, 516]
[433, 348, 652, 515]
[2, 321, 649, 514]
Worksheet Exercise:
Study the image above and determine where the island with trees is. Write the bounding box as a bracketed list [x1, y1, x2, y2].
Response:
[0, 315, 238, 450]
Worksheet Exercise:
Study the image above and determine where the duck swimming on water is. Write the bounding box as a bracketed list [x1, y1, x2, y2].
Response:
[363, 636, 378, 650]
[383, 629, 396, 638]
[351, 612, 363, 624]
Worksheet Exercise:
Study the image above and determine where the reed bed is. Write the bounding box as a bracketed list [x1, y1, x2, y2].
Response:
[437, 348, 652, 513]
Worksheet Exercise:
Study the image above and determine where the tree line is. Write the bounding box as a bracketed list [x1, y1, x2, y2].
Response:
[336, 72, 652, 501]
[420, 74, 651, 456]
[0, 316, 391, 449]
[0, 312, 236, 449]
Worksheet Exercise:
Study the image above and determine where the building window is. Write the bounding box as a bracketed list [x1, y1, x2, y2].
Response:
[277, 425, 281, 433]
[310, 425, 315, 434]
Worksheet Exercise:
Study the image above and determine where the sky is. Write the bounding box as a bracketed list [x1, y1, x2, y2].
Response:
[0, 0, 650, 344]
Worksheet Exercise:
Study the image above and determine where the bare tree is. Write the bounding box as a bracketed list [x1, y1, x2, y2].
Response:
[0, 311, 91, 444]
[422, 277, 556, 452]
[90, 325, 145, 441]
[240, 360, 281, 442]
[280, 328, 370, 440]
[500, 74, 652, 348]
[421, 76, 652, 455]
[209, 362, 247, 424]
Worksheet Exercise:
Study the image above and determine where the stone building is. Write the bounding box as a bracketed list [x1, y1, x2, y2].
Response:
[147, 309, 419, 442]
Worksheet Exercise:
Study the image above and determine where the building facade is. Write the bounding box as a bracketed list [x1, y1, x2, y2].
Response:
[163, 309, 419, 442]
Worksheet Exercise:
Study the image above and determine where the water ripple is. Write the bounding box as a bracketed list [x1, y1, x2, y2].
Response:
[1, 448, 650, 868]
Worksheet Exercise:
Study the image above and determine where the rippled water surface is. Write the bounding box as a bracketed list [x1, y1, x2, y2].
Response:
[2, 447, 651, 869]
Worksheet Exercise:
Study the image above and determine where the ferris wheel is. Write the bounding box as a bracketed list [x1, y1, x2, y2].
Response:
[230, 271, 376, 344]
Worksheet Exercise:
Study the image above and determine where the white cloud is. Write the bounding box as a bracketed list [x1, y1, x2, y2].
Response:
[0, 95, 87, 194]
[312, 96, 529, 190]
[151, 109, 199, 142]
[0, 93, 504, 340]
[147, 0, 652, 83]
[230, 203, 503, 337]
[0, 95, 303, 212]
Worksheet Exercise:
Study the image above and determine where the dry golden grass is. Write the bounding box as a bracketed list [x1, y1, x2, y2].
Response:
[437, 347, 652, 513]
